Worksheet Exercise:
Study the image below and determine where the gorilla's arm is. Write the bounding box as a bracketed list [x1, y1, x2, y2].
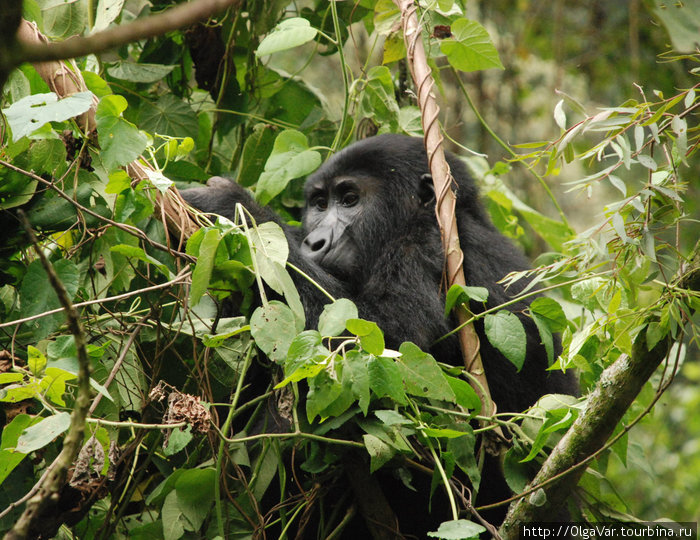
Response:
[181, 177, 294, 235]
[181, 178, 348, 326]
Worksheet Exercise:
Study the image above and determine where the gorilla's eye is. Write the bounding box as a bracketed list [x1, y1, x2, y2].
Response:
[311, 195, 328, 210]
[341, 192, 359, 207]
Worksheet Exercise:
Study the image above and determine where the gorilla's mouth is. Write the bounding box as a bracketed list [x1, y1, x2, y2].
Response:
[316, 236, 360, 283]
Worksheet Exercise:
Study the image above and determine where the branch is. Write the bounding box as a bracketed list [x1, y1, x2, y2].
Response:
[499, 242, 700, 537]
[5, 213, 93, 540]
[391, 0, 494, 414]
[16, 0, 240, 65]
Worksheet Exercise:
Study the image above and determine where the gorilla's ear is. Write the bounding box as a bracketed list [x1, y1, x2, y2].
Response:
[206, 176, 234, 189]
[419, 174, 436, 207]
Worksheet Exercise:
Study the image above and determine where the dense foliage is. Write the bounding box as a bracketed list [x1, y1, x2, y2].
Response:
[0, 0, 698, 538]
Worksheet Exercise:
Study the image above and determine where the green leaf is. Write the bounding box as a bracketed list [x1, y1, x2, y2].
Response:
[395, 343, 455, 402]
[344, 350, 371, 415]
[532, 313, 554, 366]
[250, 301, 297, 363]
[374, 409, 412, 426]
[571, 277, 605, 312]
[41, 367, 76, 406]
[444, 284, 489, 316]
[444, 375, 481, 413]
[503, 447, 530, 494]
[110, 244, 173, 279]
[93, 0, 124, 32]
[162, 491, 187, 540]
[136, 94, 198, 138]
[256, 18, 318, 57]
[0, 414, 41, 485]
[237, 123, 276, 187]
[446, 426, 480, 490]
[29, 139, 68, 176]
[15, 412, 71, 454]
[363, 433, 394, 472]
[2, 92, 94, 142]
[553, 99, 566, 129]
[440, 18, 504, 73]
[278, 330, 329, 386]
[359, 66, 400, 131]
[189, 228, 222, 306]
[106, 62, 175, 83]
[367, 356, 407, 405]
[0, 169, 38, 210]
[318, 299, 358, 337]
[247, 222, 305, 328]
[249, 221, 289, 268]
[19, 259, 79, 340]
[484, 310, 527, 371]
[428, 519, 486, 539]
[646, 321, 667, 351]
[346, 318, 385, 355]
[42, 1, 87, 39]
[306, 371, 344, 422]
[652, 0, 700, 52]
[422, 427, 468, 439]
[27, 345, 47, 375]
[174, 468, 217, 531]
[530, 297, 567, 333]
[529, 488, 547, 506]
[95, 95, 148, 171]
[255, 130, 321, 205]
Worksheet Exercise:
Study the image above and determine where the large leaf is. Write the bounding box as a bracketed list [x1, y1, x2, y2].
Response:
[189, 228, 222, 306]
[93, 0, 124, 32]
[107, 62, 175, 83]
[367, 356, 407, 405]
[440, 18, 504, 73]
[484, 310, 527, 371]
[18, 259, 80, 340]
[318, 299, 358, 337]
[237, 123, 276, 187]
[652, 0, 700, 52]
[42, 0, 88, 39]
[250, 301, 297, 363]
[395, 343, 456, 402]
[255, 130, 321, 205]
[0, 415, 42, 484]
[346, 318, 385, 355]
[95, 95, 148, 170]
[428, 519, 486, 539]
[256, 17, 318, 57]
[15, 412, 71, 454]
[136, 94, 198, 137]
[2, 92, 93, 142]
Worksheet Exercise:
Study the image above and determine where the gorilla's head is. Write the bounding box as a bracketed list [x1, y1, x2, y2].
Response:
[300, 134, 482, 284]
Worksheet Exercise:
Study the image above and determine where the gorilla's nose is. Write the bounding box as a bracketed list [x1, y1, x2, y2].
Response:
[301, 229, 332, 261]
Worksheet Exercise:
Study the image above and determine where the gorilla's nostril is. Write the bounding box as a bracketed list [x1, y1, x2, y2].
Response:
[307, 238, 326, 252]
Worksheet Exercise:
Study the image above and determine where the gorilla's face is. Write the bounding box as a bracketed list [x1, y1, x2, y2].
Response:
[300, 168, 436, 285]
[301, 175, 375, 280]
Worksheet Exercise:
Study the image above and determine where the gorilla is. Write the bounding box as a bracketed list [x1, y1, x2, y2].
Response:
[182, 134, 575, 411]
[181, 134, 576, 531]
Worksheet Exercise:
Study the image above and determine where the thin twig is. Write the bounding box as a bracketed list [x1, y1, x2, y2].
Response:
[6, 213, 93, 540]
[0, 269, 190, 330]
[0, 160, 194, 262]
